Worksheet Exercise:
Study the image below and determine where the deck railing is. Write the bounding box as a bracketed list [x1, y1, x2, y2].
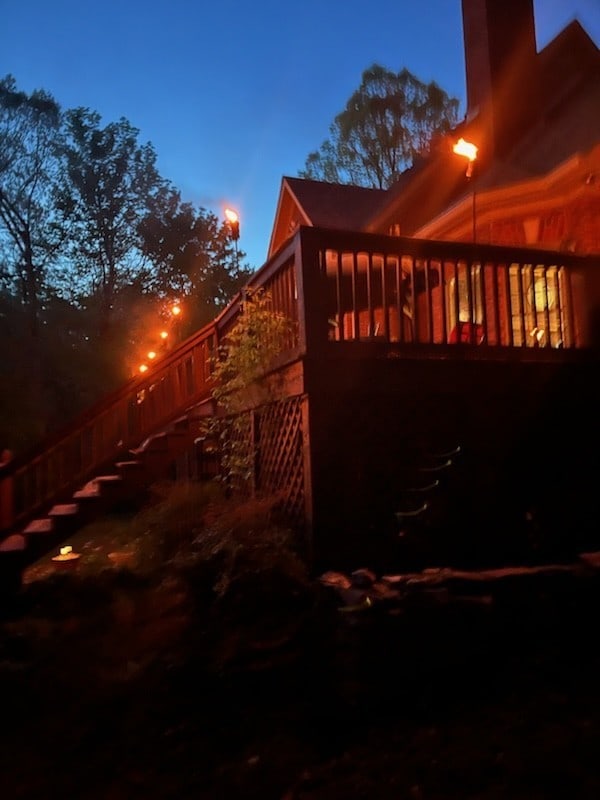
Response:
[2, 226, 598, 533]
[296, 227, 598, 351]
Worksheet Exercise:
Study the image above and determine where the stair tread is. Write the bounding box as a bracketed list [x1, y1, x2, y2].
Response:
[49, 503, 79, 516]
[23, 518, 53, 535]
[0, 533, 26, 552]
[131, 433, 168, 454]
[73, 484, 102, 499]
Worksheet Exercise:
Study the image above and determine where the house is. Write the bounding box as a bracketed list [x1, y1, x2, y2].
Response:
[258, 0, 600, 567]
[269, 0, 600, 258]
[2, 0, 600, 583]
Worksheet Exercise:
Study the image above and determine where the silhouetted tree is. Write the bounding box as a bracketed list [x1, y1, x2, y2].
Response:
[300, 64, 460, 188]
[0, 75, 64, 336]
[56, 108, 163, 332]
[138, 185, 252, 333]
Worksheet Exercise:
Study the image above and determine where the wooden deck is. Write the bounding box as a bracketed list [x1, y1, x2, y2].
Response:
[2, 227, 600, 570]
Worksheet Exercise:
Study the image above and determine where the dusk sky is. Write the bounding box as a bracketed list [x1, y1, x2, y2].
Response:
[2, 0, 599, 270]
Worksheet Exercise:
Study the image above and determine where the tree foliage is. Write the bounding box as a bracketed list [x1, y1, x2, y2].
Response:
[300, 64, 460, 189]
[0, 75, 64, 335]
[211, 288, 294, 415]
[210, 288, 295, 486]
[55, 108, 164, 329]
[138, 185, 252, 333]
[0, 74, 255, 455]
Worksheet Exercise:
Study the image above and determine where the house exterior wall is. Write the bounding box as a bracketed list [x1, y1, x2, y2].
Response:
[481, 197, 600, 255]
[303, 352, 600, 571]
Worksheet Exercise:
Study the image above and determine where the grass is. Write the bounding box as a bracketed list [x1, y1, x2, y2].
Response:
[2, 480, 600, 798]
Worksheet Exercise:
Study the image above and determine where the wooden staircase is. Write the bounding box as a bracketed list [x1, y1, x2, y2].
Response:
[0, 408, 218, 601]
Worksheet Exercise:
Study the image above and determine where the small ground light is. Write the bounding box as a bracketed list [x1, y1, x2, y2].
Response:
[139, 364, 148, 373]
[160, 331, 168, 340]
[52, 545, 80, 564]
[147, 351, 157, 360]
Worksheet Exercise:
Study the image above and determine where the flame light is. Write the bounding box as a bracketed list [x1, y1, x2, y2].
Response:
[453, 138, 478, 179]
[225, 208, 240, 241]
[453, 137, 479, 240]
[52, 544, 80, 563]
[453, 138, 478, 162]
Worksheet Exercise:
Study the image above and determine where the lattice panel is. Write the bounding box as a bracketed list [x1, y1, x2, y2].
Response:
[255, 396, 305, 527]
[222, 396, 306, 529]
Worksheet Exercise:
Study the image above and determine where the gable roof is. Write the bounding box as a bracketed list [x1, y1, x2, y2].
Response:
[267, 177, 388, 259]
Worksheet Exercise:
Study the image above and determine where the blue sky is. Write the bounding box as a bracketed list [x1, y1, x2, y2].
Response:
[1, 1, 599, 270]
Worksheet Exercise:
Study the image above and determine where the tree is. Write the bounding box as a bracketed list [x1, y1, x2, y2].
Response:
[0, 75, 64, 335]
[210, 288, 295, 487]
[56, 108, 163, 332]
[300, 64, 460, 189]
[138, 185, 253, 333]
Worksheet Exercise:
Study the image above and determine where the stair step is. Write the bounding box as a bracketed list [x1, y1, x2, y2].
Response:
[48, 503, 80, 535]
[0, 533, 26, 552]
[23, 518, 54, 535]
[96, 474, 123, 483]
[73, 482, 102, 500]
[115, 460, 146, 478]
[115, 460, 144, 469]
[131, 433, 169, 455]
[49, 503, 79, 517]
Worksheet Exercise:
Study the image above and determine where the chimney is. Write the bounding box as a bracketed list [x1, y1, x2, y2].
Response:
[461, 0, 540, 163]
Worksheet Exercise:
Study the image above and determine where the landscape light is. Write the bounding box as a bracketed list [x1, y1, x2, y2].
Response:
[453, 137, 479, 241]
[453, 137, 478, 178]
[225, 208, 240, 241]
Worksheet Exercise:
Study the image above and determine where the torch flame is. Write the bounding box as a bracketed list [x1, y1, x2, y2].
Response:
[453, 138, 478, 162]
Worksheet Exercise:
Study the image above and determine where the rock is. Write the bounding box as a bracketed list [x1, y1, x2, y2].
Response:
[350, 568, 376, 587]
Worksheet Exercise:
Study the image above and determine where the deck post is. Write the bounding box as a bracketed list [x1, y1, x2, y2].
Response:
[295, 227, 329, 354]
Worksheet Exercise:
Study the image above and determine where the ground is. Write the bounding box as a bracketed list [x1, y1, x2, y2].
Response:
[1, 491, 600, 799]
